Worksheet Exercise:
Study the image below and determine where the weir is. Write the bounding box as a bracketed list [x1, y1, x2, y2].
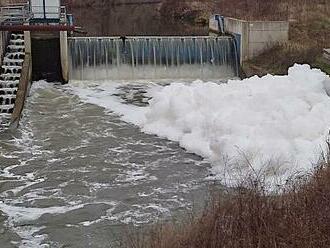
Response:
[68, 36, 239, 80]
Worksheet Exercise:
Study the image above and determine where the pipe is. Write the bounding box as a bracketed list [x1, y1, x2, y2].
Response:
[0, 25, 76, 32]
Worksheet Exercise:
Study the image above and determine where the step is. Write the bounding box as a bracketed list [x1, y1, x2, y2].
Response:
[3, 57, 24, 64]
[0, 88, 18, 95]
[11, 34, 24, 39]
[0, 104, 15, 114]
[7, 45, 25, 53]
[0, 114, 11, 126]
[5, 52, 25, 60]
[1, 65, 22, 74]
[0, 83, 19, 89]
[0, 96, 16, 105]
[0, 74, 20, 81]
[0, 80, 19, 85]
[9, 39, 24, 45]
[3, 61, 24, 67]
[3, 58, 24, 67]
[0, 94, 16, 99]
[2, 65, 22, 69]
[7, 45, 25, 49]
[0, 113, 12, 119]
[0, 74, 21, 81]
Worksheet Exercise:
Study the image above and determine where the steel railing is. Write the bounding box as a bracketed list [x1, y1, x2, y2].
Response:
[0, 4, 68, 25]
[0, 4, 31, 24]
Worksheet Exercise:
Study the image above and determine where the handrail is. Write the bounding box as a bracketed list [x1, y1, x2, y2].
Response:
[0, 4, 68, 24]
[0, 3, 31, 24]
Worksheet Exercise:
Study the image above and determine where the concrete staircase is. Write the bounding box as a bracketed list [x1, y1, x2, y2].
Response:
[0, 33, 25, 128]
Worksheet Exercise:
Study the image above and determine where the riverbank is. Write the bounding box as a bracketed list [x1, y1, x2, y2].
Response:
[126, 152, 330, 247]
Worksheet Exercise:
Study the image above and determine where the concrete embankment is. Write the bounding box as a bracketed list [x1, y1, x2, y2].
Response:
[10, 52, 31, 129]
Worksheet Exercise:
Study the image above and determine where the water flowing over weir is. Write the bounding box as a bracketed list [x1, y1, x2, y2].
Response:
[68, 36, 239, 80]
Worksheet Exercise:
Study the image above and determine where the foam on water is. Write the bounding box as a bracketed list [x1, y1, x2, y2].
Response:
[67, 64, 330, 187]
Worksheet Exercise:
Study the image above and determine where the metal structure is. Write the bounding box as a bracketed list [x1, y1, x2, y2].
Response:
[0, 3, 31, 25]
[29, 0, 67, 24]
[0, 0, 69, 26]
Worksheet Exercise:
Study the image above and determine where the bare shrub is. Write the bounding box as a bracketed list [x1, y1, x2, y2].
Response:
[124, 141, 330, 248]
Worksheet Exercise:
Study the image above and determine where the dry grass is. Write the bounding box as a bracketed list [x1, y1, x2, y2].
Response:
[124, 142, 330, 248]
[160, 0, 330, 75]
[228, 0, 330, 76]
[244, 42, 323, 76]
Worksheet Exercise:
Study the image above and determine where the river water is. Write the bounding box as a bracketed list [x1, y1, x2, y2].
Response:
[0, 81, 212, 247]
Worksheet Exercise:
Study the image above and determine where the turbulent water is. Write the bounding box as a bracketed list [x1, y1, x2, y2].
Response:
[0, 81, 212, 248]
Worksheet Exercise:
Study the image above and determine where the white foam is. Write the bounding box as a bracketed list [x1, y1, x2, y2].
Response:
[68, 64, 330, 186]
[0, 202, 87, 248]
[67, 81, 148, 125]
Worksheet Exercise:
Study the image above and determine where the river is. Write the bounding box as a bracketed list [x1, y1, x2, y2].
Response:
[0, 81, 212, 247]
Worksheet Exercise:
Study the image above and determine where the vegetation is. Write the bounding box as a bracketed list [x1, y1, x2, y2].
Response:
[219, 0, 330, 76]
[124, 143, 330, 248]
[160, 0, 330, 76]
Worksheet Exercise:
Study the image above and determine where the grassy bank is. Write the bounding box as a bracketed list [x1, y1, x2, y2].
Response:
[125, 146, 330, 247]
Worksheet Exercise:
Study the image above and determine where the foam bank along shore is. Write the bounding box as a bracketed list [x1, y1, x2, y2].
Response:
[0, 0, 329, 247]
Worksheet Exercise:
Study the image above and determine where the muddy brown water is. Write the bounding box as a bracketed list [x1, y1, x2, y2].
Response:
[0, 82, 214, 247]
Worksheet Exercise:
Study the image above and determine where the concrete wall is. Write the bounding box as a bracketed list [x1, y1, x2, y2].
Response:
[60, 31, 69, 83]
[24, 31, 31, 54]
[209, 16, 289, 64]
[324, 49, 330, 62]
[247, 21, 289, 59]
[0, 31, 8, 65]
[209, 17, 219, 36]
[10, 53, 32, 129]
[224, 18, 249, 63]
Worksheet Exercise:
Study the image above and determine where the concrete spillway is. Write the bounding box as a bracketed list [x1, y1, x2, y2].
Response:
[0, 33, 25, 127]
[68, 36, 239, 80]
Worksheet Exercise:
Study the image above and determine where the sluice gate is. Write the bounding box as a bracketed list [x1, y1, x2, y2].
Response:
[68, 36, 239, 80]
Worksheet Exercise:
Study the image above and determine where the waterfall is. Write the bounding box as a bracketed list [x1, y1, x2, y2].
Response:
[69, 36, 239, 80]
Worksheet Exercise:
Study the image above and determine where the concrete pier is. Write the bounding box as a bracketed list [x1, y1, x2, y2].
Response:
[324, 49, 330, 62]
[10, 53, 31, 128]
[0, 31, 8, 65]
[60, 31, 69, 83]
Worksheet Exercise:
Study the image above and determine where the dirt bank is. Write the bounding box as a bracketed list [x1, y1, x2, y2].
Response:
[64, 0, 208, 36]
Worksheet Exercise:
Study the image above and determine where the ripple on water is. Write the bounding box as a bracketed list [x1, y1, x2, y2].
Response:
[0, 81, 212, 247]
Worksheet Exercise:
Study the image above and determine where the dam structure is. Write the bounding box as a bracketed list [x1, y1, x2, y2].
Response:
[68, 36, 240, 80]
[0, 1, 290, 128]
